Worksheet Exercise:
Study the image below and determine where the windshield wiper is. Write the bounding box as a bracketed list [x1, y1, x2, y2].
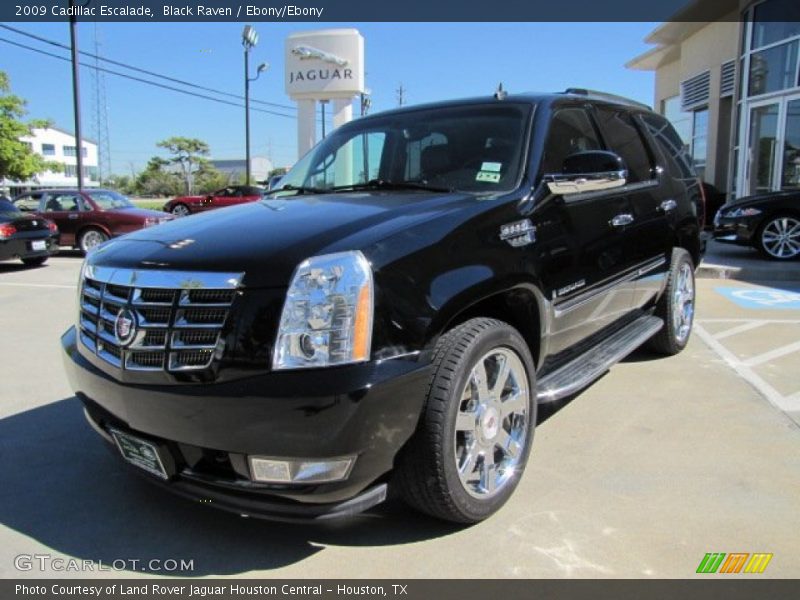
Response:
[330, 179, 455, 193]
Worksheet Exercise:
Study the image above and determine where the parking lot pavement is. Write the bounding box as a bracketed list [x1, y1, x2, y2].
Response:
[0, 257, 798, 578]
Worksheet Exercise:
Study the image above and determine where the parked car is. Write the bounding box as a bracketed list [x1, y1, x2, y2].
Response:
[163, 185, 265, 217]
[0, 199, 59, 266]
[63, 90, 702, 524]
[12, 189, 172, 254]
[713, 190, 800, 260]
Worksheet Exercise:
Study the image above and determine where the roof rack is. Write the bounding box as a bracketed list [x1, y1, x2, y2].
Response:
[561, 88, 651, 111]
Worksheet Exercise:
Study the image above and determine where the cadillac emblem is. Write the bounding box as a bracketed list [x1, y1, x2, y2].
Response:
[114, 308, 137, 347]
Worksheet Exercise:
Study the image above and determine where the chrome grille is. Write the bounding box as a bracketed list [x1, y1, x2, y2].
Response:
[78, 267, 243, 373]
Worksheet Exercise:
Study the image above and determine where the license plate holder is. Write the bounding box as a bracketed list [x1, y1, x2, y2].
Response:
[109, 428, 170, 480]
[31, 240, 46, 251]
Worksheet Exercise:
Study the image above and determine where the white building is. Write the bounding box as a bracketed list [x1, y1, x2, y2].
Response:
[1, 127, 100, 193]
[210, 157, 273, 184]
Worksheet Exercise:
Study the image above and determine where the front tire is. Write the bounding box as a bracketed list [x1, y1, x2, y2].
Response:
[647, 248, 695, 355]
[171, 203, 191, 217]
[395, 318, 536, 523]
[756, 213, 800, 260]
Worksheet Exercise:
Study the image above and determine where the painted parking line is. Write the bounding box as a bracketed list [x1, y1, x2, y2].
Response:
[715, 287, 800, 310]
[0, 282, 76, 289]
[695, 319, 800, 415]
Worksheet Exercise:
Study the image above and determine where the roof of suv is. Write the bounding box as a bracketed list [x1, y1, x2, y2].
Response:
[356, 90, 654, 122]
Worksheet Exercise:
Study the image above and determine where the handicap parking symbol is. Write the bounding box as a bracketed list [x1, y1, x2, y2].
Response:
[716, 287, 800, 310]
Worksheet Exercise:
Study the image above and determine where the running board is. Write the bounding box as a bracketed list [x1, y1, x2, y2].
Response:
[536, 315, 664, 404]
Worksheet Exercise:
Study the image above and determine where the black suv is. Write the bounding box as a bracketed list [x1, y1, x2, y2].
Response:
[62, 90, 702, 523]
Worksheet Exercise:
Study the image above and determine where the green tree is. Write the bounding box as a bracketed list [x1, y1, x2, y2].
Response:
[156, 136, 209, 194]
[0, 70, 60, 182]
[195, 163, 234, 195]
[134, 156, 182, 197]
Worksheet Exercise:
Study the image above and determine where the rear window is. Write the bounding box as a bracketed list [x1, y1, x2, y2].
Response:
[639, 113, 697, 180]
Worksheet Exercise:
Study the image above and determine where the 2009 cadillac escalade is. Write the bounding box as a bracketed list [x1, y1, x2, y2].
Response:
[62, 90, 702, 523]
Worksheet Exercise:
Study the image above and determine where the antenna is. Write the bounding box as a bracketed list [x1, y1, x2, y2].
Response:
[396, 83, 406, 107]
[494, 83, 507, 101]
[92, 23, 111, 183]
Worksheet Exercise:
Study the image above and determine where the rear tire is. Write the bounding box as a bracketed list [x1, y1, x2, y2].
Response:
[21, 256, 47, 267]
[647, 248, 695, 355]
[395, 318, 536, 523]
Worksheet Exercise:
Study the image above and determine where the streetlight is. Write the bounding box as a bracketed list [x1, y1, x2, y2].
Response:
[242, 25, 268, 185]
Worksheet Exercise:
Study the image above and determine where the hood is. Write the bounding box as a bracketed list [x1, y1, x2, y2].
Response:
[106, 206, 170, 219]
[723, 190, 800, 209]
[87, 191, 474, 288]
[171, 195, 205, 203]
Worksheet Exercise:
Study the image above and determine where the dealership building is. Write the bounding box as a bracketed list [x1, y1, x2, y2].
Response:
[0, 127, 99, 194]
[627, 0, 800, 201]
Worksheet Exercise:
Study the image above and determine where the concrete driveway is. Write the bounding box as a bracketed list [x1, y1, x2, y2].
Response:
[0, 254, 798, 578]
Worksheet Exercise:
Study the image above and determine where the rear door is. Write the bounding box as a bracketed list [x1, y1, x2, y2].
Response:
[532, 105, 638, 355]
[592, 106, 671, 309]
[211, 187, 240, 209]
[41, 192, 85, 246]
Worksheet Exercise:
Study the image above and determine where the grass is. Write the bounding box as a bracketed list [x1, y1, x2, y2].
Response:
[130, 197, 168, 211]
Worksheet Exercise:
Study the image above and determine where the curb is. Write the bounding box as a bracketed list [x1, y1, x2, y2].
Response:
[697, 262, 800, 282]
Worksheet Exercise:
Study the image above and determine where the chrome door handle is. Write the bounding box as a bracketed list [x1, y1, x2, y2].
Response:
[659, 199, 677, 212]
[609, 213, 634, 227]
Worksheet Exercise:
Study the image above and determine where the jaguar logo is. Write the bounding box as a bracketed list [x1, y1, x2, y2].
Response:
[114, 308, 137, 347]
[291, 45, 349, 66]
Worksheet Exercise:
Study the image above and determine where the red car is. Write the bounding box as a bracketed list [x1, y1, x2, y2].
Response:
[163, 185, 265, 217]
[12, 189, 172, 254]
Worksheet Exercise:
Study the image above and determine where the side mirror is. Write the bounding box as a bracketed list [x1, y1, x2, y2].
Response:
[544, 150, 627, 196]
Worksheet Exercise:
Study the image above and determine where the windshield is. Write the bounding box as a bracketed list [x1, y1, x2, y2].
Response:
[87, 190, 134, 210]
[271, 103, 531, 197]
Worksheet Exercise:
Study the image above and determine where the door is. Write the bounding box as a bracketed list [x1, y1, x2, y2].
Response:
[533, 106, 638, 356]
[41, 192, 85, 246]
[746, 101, 780, 195]
[780, 96, 800, 190]
[212, 187, 241, 209]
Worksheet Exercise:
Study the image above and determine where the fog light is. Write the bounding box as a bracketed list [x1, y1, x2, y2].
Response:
[249, 456, 355, 483]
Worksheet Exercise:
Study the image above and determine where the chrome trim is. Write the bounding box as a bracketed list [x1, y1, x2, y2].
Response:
[553, 255, 667, 317]
[77, 266, 240, 373]
[545, 169, 627, 196]
[84, 266, 244, 290]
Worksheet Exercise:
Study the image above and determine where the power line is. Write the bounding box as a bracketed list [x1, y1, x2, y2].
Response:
[0, 36, 298, 119]
[0, 24, 297, 112]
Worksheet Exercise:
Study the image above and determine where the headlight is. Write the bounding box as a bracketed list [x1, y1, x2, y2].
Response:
[724, 207, 762, 218]
[273, 250, 373, 370]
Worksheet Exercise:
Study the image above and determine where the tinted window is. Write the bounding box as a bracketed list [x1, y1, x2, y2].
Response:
[640, 113, 696, 179]
[594, 107, 654, 183]
[541, 108, 602, 174]
[14, 194, 41, 212]
[87, 190, 133, 209]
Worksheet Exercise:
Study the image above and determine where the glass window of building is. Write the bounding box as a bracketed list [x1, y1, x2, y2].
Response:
[782, 99, 800, 190]
[41, 144, 55, 156]
[751, 0, 800, 50]
[747, 41, 799, 97]
[691, 109, 708, 180]
[662, 96, 692, 145]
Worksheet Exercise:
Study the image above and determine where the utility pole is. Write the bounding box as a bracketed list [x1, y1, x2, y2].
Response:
[69, 0, 85, 191]
[397, 83, 406, 107]
[360, 92, 372, 116]
[92, 23, 111, 184]
[320, 100, 328, 138]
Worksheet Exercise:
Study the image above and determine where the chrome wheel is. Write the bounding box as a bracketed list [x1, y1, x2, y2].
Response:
[454, 347, 529, 499]
[761, 216, 800, 259]
[80, 229, 107, 253]
[171, 204, 190, 217]
[672, 261, 694, 344]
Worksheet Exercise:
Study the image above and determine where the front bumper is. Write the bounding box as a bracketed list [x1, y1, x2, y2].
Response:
[712, 211, 760, 246]
[62, 326, 431, 519]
